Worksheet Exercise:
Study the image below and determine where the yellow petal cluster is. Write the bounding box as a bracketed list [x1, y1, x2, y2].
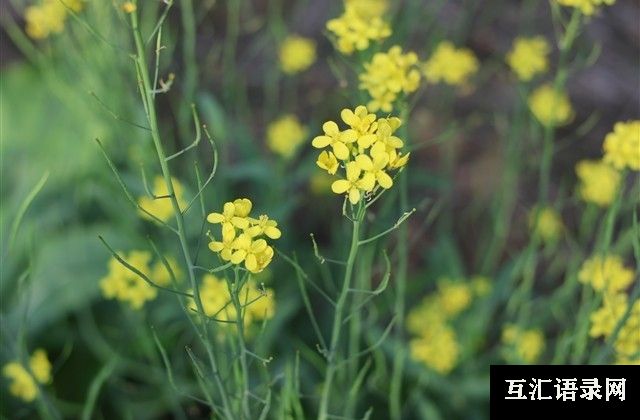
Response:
[501, 325, 545, 363]
[555, 0, 615, 16]
[279, 35, 317, 75]
[188, 274, 275, 328]
[359, 46, 421, 112]
[267, 115, 308, 159]
[575, 160, 620, 206]
[603, 121, 640, 171]
[423, 41, 479, 86]
[312, 106, 409, 205]
[138, 176, 188, 223]
[578, 255, 633, 294]
[407, 277, 486, 374]
[207, 198, 280, 273]
[25, 0, 84, 40]
[528, 206, 564, 243]
[100, 250, 177, 309]
[506, 36, 550, 81]
[589, 293, 640, 364]
[528, 84, 573, 127]
[326, 0, 391, 55]
[2, 349, 51, 402]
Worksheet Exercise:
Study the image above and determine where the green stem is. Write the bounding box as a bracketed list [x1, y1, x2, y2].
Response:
[129, 7, 233, 418]
[318, 208, 363, 420]
[538, 9, 581, 203]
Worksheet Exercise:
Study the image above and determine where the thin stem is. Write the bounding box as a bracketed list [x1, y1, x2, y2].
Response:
[318, 206, 363, 420]
[129, 6, 233, 418]
[230, 269, 251, 419]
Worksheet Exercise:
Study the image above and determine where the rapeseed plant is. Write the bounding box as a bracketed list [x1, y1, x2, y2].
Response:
[279, 35, 317, 74]
[423, 41, 479, 86]
[267, 115, 308, 159]
[2, 349, 51, 402]
[506, 36, 550, 81]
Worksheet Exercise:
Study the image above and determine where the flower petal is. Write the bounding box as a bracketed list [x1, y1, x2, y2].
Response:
[332, 179, 351, 194]
[312, 135, 332, 148]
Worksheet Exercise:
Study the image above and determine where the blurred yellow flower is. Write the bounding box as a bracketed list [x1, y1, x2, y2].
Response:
[410, 323, 460, 374]
[528, 84, 573, 127]
[575, 160, 620, 206]
[100, 250, 157, 309]
[502, 325, 545, 363]
[2, 349, 51, 402]
[436, 279, 473, 318]
[189, 274, 275, 328]
[506, 37, 550, 81]
[150, 256, 182, 287]
[25, 0, 84, 40]
[359, 46, 421, 112]
[207, 199, 279, 273]
[589, 293, 628, 338]
[267, 115, 307, 159]
[528, 206, 563, 243]
[556, 0, 615, 16]
[138, 176, 188, 223]
[279, 36, 317, 74]
[603, 121, 640, 171]
[578, 255, 634, 294]
[122, 2, 136, 14]
[423, 41, 479, 86]
[309, 172, 334, 195]
[326, 1, 391, 55]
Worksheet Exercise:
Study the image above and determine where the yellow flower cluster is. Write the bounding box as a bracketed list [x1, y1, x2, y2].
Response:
[138, 176, 188, 223]
[100, 251, 180, 309]
[528, 84, 573, 127]
[506, 37, 550, 82]
[312, 106, 410, 204]
[2, 349, 51, 402]
[326, 0, 391, 55]
[575, 160, 620, 206]
[578, 255, 634, 294]
[528, 206, 564, 243]
[423, 41, 479, 87]
[555, 0, 616, 16]
[501, 325, 545, 363]
[189, 274, 275, 328]
[279, 35, 317, 74]
[603, 120, 640, 171]
[25, 0, 84, 40]
[579, 256, 639, 364]
[207, 199, 280, 274]
[359, 46, 421, 112]
[407, 278, 487, 374]
[267, 115, 308, 159]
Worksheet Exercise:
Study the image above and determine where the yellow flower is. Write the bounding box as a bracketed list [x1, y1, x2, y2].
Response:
[528, 84, 573, 127]
[506, 36, 550, 81]
[406, 296, 447, 336]
[267, 115, 307, 159]
[138, 176, 188, 223]
[355, 152, 393, 189]
[603, 121, 640, 171]
[345, 0, 389, 18]
[528, 206, 563, 243]
[122, 2, 137, 14]
[359, 46, 421, 112]
[29, 350, 51, 384]
[207, 199, 279, 273]
[316, 151, 339, 175]
[3, 363, 37, 402]
[589, 293, 628, 338]
[340, 106, 377, 137]
[502, 325, 545, 363]
[312, 121, 358, 160]
[331, 161, 375, 204]
[409, 323, 460, 374]
[578, 255, 633, 294]
[613, 299, 640, 359]
[423, 41, 479, 86]
[326, 2, 391, 55]
[190, 274, 275, 327]
[555, 0, 616, 16]
[3, 349, 52, 402]
[100, 250, 157, 309]
[575, 160, 620, 206]
[279, 35, 316, 74]
[24, 0, 84, 40]
[436, 279, 473, 318]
